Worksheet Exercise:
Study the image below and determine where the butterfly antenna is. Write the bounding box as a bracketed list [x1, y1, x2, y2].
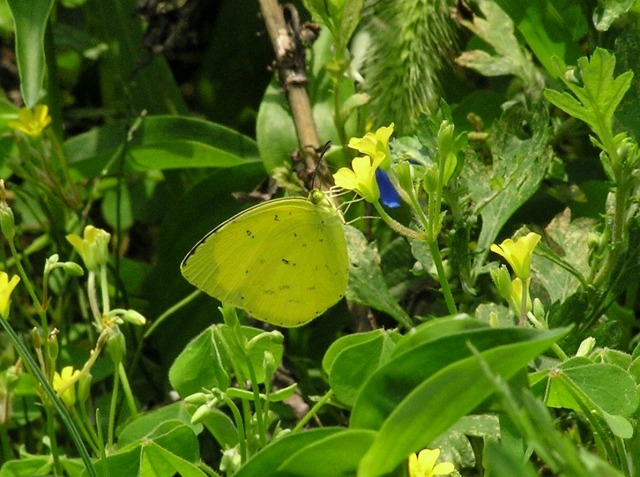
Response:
[307, 141, 332, 190]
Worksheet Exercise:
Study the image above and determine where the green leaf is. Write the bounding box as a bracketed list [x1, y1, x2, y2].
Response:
[465, 103, 553, 279]
[545, 362, 638, 437]
[169, 326, 231, 397]
[91, 421, 200, 477]
[278, 429, 376, 477]
[532, 210, 594, 303]
[117, 402, 201, 447]
[354, 326, 568, 477]
[344, 225, 412, 327]
[6, 0, 54, 108]
[351, 324, 566, 431]
[200, 408, 239, 449]
[327, 330, 398, 407]
[544, 48, 633, 145]
[65, 116, 260, 178]
[139, 440, 207, 477]
[455, 0, 539, 86]
[493, 0, 584, 74]
[235, 428, 343, 477]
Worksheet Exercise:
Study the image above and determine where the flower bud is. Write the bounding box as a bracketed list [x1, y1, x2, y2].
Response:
[490, 266, 512, 301]
[576, 337, 596, 357]
[106, 328, 126, 365]
[184, 392, 208, 405]
[77, 373, 92, 405]
[0, 199, 15, 241]
[123, 309, 146, 326]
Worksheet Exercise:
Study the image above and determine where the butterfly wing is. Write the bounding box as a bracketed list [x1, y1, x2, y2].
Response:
[181, 195, 349, 327]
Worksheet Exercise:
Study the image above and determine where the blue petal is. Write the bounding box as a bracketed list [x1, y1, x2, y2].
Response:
[376, 169, 401, 208]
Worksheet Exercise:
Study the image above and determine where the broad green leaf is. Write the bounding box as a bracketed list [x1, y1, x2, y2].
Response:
[545, 363, 638, 429]
[0, 457, 53, 477]
[544, 48, 633, 147]
[356, 327, 568, 476]
[493, 0, 584, 74]
[546, 363, 638, 416]
[455, 0, 539, 86]
[532, 210, 594, 303]
[278, 429, 376, 477]
[139, 440, 207, 477]
[391, 315, 485, 357]
[351, 324, 567, 430]
[322, 329, 398, 374]
[344, 225, 411, 327]
[65, 116, 260, 178]
[117, 402, 201, 447]
[328, 330, 397, 407]
[234, 428, 343, 477]
[90, 422, 199, 477]
[201, 408, 239, 449]
[465, 103, 552, 279]
[169, 325, 231, 397]
[7, 0, 54, 107]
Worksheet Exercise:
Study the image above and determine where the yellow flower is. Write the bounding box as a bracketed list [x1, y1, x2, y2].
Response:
[490, 232, 541, 281]
[0, 272, 20, 319]
[333, 155, 380, 203]
[53, 366, 80, 408]
[348, 123, 394, 170]
[409, 448, 455, 477]
[8, 105, 52, 137]
[66, 225, 111, 271]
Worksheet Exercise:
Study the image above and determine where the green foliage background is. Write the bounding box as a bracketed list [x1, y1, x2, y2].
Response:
[0, 0, 640, 476]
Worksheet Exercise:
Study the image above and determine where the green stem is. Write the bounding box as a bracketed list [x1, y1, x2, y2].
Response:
[45, 404, 64, 475]
[76, 404, 100, 456]
[373, 202, 424, 239]
[428, 241, 457, 315]
[0, 316, 96, 475]
[107, 362, 120, 449]
[293, 389, 334, 432]
[117, 362, 138, 418]
[222, 394, 247, 462]
[87, 271, 101, 324]
[519, 279, 528, 327]
[143, 290, 201, 339]
[100, 264, 110, 315]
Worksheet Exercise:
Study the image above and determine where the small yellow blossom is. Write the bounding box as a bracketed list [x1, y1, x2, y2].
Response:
[510, 277, 531, 315]
[0, 272, 20, 319]
[409, 448, 455, 477]
[53, 366, 81, 408]
[490, 232, 541, 281]
[333, 155, 381, 203]
[348, 123, 394, 170]
[8, 105, 52, 137]
[66, 225, 111, 271]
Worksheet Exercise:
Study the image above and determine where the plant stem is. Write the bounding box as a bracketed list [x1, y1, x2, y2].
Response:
[293, 389, 334, 432]
[118, 362, 138, 418]
[107, 362, 120, 450]
[429, 241, 457, 315]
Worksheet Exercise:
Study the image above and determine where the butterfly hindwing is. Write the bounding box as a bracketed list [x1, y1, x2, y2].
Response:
[181, 193, 348, 327]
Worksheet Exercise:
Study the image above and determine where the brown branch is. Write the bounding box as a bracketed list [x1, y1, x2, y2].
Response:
[258, 0, 333, 191]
